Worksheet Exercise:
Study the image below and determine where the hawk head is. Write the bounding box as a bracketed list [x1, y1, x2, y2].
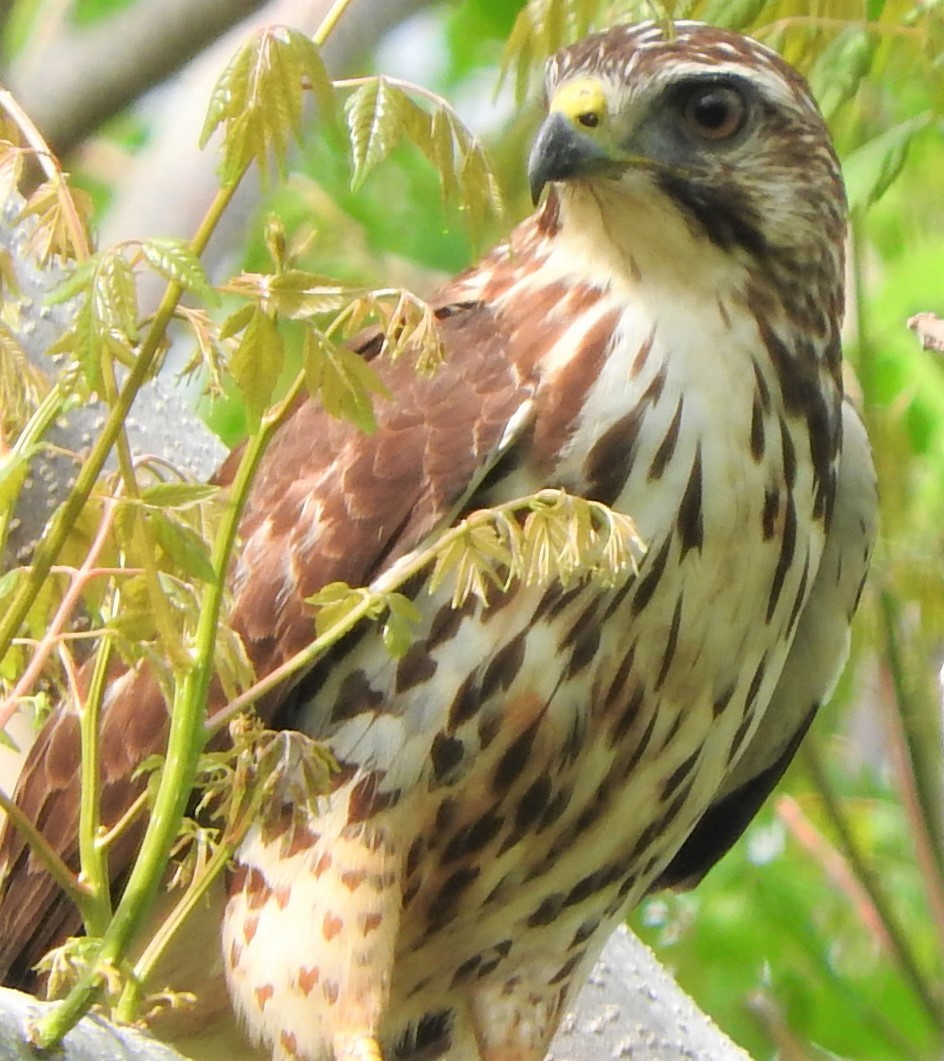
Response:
[529, 22, 845, 282]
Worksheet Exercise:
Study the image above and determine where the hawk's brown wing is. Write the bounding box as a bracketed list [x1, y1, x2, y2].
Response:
[0, 294, 536, 987]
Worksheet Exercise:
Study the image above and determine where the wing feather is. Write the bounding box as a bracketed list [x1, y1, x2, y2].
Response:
[0, 293, 536, 985]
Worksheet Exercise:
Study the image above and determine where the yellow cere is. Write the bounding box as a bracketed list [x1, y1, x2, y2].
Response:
[550, 78, 608, 125]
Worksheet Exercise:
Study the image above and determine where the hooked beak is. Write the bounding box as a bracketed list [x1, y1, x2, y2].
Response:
[527, 111, 617, 205]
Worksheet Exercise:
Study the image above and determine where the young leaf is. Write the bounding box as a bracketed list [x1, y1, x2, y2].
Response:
[219, 302, 256, 341]
[93, 250, 139, 345]
[844, 115, 932, 213]
[16, 174, 92, 264]
[146, 510, 216, 584]
[308, 582, 378, 637]
[140, 482, 219, 510]
[343, 77, 502, 241]
[303, 328, 389, 433]
[381, 593, 421, 659]
[201, 27, 337, 184]
[140, 239, 216, 303]
[430, 521, 513, 608]
[229, 307, 285, 429]
[346, 78, 413, 190]
[807, 28, 876, 120]
[500, 0, 600, 103]
[266, 270, 366, 318]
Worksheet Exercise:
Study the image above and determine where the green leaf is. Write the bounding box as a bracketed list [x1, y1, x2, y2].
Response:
[308, 581, 376, 637]
[139, 238, 216, 303]
[699, 0, 769, 30]
[219, 302, 256, 341]
[0, 568, 21, 605]
[844, 115, 932, 213]
[381, 593, 421, 659]
[456, 133, 502, 244]
[303, 328, 389, 433]
[266, 270, 366, 318]
[229, 308, 284, 429]
[201, 27, 337, 184]
[807, 28, 876, 120]
[140, 482, 219, 509]
[346, 78, 412, 190]
[146, 510, 216, 583]
[342, 75, 502, 239]
[430, 108, 458, 204]
[94, 249, 139, 345]
[500, 0, 599, 103]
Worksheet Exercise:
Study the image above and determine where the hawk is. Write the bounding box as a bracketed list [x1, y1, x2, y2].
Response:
[0, 20, 876, 1061]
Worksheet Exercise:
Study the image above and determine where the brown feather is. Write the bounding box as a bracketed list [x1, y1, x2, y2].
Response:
[0, 266, 541, 986]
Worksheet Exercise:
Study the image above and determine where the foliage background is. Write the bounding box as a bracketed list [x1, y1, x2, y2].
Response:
[1, 0, 943, 1057]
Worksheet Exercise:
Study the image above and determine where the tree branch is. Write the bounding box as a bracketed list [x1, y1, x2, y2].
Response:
[0, 928, 749, 1060]
[5, 0, 437, 158]
[6, 0, 271, 155]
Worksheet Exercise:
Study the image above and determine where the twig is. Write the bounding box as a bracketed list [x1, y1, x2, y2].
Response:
[0, 497, 118, 732]
[0, 788, 90, 910]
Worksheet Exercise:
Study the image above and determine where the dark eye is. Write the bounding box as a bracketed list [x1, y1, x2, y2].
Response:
[682, 84, 747, 141]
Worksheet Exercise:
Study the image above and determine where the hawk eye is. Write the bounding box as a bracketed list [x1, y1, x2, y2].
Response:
[682, 84, 747, 141]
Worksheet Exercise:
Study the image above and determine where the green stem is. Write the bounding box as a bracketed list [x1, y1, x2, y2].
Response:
[32, 384, 273, 1042]
[27, 118, 256, 1058]
[101, 350, 188, 668]
[76, 630, 116, 939]
[312, 0, 356, 46]
[96, 791, 148, 851]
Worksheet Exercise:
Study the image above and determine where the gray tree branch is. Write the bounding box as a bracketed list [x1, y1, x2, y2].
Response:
[5, 0, 437, 159]
[0, 928, 748, 1060]
[6, 0, 271, 154]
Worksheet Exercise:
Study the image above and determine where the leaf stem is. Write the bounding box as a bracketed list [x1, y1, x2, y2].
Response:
[75, 620, 116, 939]
[313, 0, 356, 47]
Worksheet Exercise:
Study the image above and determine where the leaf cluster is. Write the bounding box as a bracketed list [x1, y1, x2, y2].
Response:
[343, 76, 503, 236]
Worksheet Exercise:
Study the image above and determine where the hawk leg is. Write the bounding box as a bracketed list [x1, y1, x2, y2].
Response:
[223, 808, 402, 1061]
[467, 975, 569, 1061]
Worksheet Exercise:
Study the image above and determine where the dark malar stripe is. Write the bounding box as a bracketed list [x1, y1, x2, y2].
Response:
[657, 174, 770, 258]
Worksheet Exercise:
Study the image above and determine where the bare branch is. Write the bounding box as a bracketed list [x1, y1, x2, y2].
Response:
[6, 0, 271, 155]
[0, 929, 749, 1060]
